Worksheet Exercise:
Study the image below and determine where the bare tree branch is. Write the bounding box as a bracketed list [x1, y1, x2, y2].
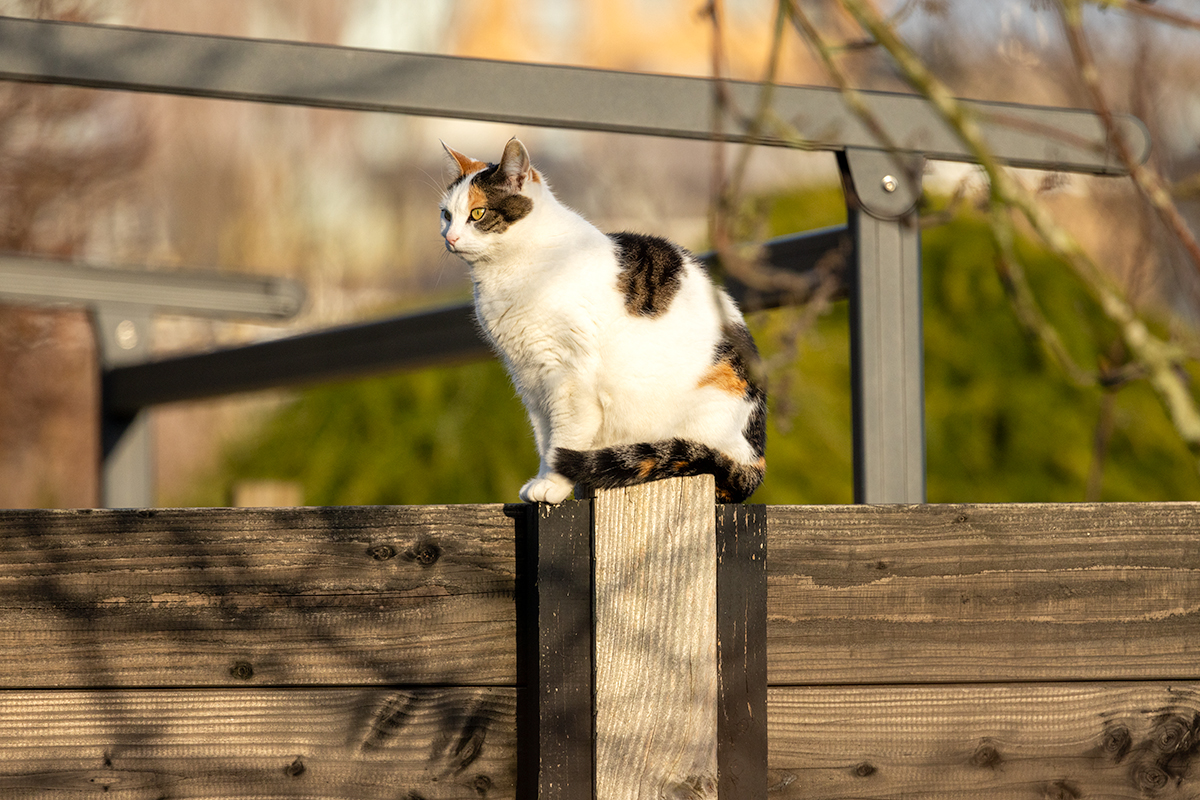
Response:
[1059, 0, 1200, 278]
[835, 0, 1200, 457]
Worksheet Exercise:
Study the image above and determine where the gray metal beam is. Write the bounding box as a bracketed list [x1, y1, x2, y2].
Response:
[0, 15, 1148, 174]
[0, 253, 305, 319]
[102, 228, 851, 415]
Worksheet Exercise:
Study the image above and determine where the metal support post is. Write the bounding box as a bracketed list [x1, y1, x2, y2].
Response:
[94, 304, 154, 508]
[839, 148, 926, 504]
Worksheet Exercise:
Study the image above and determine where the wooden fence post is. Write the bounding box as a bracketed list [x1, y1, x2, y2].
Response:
[593, 475, 720, 799]
[526, 476, 766, 799]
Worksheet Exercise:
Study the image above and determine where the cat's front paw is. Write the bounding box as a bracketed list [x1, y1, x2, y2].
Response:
[520, 473, 575, 504]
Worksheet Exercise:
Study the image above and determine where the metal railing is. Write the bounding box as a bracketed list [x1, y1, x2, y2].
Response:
[0, 15, 1150, 507]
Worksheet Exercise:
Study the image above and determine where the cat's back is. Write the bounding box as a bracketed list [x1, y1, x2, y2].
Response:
[604, 230, 738, 343]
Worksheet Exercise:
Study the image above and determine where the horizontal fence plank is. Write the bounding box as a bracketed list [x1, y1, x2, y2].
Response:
[0, 687, 516, 799]
[7, 502, 1200, 688]
[0, 17, 1147, 172]
[0, 507, 519, 687]
[7, 682, 1195, 800]
[766, 503, 1200, 684]
[767, 682, 1200, 800]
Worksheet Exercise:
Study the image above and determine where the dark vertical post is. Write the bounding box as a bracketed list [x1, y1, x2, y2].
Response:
[717, 503, 767, 800]
[839, 148, 927, 504]
[517, 500, 594, 800]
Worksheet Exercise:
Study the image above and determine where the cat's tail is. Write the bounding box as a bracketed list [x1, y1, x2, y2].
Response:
[553, 439, 764, 503]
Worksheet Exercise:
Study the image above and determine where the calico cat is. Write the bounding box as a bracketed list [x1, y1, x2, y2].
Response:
[440, 138, 766, 504]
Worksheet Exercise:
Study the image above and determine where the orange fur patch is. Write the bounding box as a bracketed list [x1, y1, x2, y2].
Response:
[698, 359, 748, 396]
[468, 184, 487, 211]
[638, 458, 657, 479]
[446, 145, 486, 178]
[530, 168, 542, 184]
[672, 461, 690, 471]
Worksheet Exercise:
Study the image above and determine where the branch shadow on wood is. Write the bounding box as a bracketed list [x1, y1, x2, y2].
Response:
[0, 505, 524, 798]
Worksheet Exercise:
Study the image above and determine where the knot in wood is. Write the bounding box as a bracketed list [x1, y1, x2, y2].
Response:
[367, 543, 397, 561]
[284, 757, 306, 778]
[1131, 762, 1171, 794]
[1152, 715, 1195, 754]
[853, 762, 877, 778]
[472, 774, 492, 795]
[970, 741, 1002, 769]
[229, 660, 254, 681]
[1101, 723, 1132, 761]
[405, 540, 442, 567]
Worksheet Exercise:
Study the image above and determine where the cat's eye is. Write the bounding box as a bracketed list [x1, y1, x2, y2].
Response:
[440, 208, 451, 222]
[470, 207, 486, 222]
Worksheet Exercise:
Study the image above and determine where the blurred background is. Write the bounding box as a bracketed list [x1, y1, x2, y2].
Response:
[1, 0, 1199, 507]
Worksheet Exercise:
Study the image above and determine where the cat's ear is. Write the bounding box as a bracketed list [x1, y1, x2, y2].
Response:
[441, 141, 486, 181]
[499, 138, 533, 191]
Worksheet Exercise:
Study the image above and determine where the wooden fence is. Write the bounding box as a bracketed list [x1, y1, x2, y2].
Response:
[1, 476, 1198, 799]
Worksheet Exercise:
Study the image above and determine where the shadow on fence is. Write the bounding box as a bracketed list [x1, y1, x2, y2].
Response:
[1, 488, 1200, 798]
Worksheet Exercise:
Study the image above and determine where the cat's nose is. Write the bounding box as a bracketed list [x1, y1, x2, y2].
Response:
[444, 234, 459, 250]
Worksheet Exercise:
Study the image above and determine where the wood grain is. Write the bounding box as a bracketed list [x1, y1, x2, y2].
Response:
[767, 503, 1200, 684]
[767, 682, 1200, 800]
[0, 687, 515, 799]
[0, 506, 519, 686]
[594, 475, 719, 800]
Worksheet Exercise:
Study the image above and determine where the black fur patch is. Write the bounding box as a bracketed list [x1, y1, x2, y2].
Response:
[468, 163, 534, 234]
[610, 232, 685, 318]
[472, 164, 530, 232]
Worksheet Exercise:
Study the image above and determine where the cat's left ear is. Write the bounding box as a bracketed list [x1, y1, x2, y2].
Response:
[499, 138, 533, 191]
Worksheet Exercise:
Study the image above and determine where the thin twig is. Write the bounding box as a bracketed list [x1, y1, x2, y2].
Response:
[1085, 0, 1200, 32]
[1059, 0, 1200, 278]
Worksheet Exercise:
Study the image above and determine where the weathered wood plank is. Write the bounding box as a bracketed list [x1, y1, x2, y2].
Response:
[767, 682, 1200, 800]
[594, 476, 719, 800]
[0, 687, 515, 799]
[0, 506, 519, 686]
[767, 503, 1200, 684]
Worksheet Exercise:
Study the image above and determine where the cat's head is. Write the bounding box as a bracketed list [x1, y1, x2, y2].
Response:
[440, 138, 543, 264]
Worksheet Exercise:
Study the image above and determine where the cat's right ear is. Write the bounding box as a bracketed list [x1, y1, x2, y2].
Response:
[441, 141, 486, 181]
[499, 138, 532, 191]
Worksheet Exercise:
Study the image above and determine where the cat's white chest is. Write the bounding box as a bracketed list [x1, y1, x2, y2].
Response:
[473, 272, 604, 387]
